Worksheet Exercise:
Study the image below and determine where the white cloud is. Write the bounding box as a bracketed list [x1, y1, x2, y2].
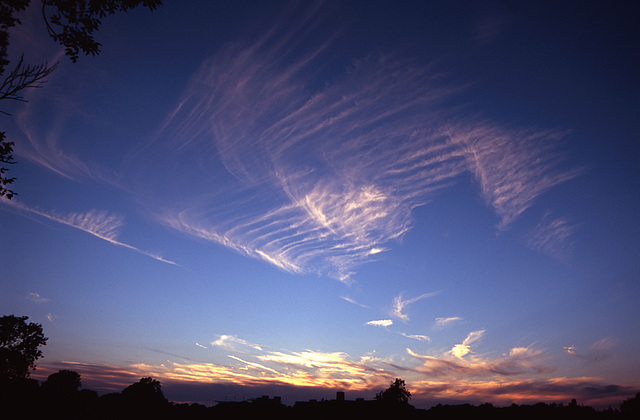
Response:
[408, 340, 552, 378]
[211, 335, 263, 352]
[366, 319, 393, 327]
[340, 296, 369, 308]
[27, 292, 49, 303]
[16, 4, 581, 281]
[448, 124, 583, 230]
[1, 198, 179, 267]
[392, 292, 439, 322]
[450, 330, 485, 359]
[434, 316, 462, 328]
[400, 333, 430, 342]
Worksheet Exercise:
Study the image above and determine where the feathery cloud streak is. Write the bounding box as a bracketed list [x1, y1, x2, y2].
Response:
[26, 292, 49, 303]
[15, 4, 581, 279]
[1, 198, 178, 266]
[524, 211, 577, 262]
[434, 317, 463, 329]
[392, 292, 439, 322]
[565, 339, 615, 365]
[132, 23, 581, 279]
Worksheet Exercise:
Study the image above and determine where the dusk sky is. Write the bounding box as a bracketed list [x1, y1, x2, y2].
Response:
[1, 0, 639, 409]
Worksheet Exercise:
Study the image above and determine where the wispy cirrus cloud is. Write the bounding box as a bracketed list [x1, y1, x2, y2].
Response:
[400, 333, 431, 342]
[26, 292, 49, 303]
[211, 335, 264, 352]
[1, 198, 178, 266]
[14, 3, 582, 280]
[132, 24, 581, 280]
[340, 296, 369, 308]
[447, 124, 584, 230]
[392, 292, 439, 322]
[407, 330, 554, 379]
[565, 338, 615, 365]
[524, 211, 577, 262]
[434, 316, 463, 329]
[13, 94, 121, 187]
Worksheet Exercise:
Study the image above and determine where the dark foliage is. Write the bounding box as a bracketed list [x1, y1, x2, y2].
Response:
[0, 315, 47, 380]
[42, 0, 162, 62]
[375, 377, 412, 407]
[0, 131, 16, 198]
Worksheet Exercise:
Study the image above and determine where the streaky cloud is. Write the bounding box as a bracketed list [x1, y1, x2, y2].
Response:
[117, 5, 583, 280]
[564, 338, 615, 365]
[434, 316, 463, 329]
[340, 296, 369, 308]
[211, 335, 264, 352]
[524, 210, 577, 262]
[13, 94, 122, 188]
[408, 341, 553, 377]
[1, 198, 179, 267]
[7, 3, 584, 280]
[447, 124, 584, 230]
[392, 292, 440, 322]
[26, 292, 49, 303]
[400, 333, 431, 342]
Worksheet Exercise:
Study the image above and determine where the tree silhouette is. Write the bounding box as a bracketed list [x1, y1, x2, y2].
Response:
[621, 392, 640, 419]
[0, 0, 163, 198]
[122, 377, 168, 405]
[41, 0, 163, 63]
[0, 315, 47, 380]
[375, 378, 412, 407]
[41, 369, 84, 418]
[42, 369, 81, 395]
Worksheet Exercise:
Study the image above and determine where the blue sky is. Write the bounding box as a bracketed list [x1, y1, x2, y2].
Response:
[1, 0, 639, 409]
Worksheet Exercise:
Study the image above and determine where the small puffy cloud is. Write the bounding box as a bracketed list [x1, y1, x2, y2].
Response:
[366, 319, 393, 328]
[195, 343, 208, 349]
[46, 313, 56, 322]
[449, 330, 485, 359]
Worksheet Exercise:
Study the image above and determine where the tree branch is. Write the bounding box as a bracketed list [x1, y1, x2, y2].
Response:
[0, 54, 58, 114]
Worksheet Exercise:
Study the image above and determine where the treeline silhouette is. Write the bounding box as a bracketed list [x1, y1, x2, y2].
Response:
[1, 370, 639, 420]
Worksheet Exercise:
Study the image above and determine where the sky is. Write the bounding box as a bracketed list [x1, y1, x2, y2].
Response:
[1, 0, 639, 409]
